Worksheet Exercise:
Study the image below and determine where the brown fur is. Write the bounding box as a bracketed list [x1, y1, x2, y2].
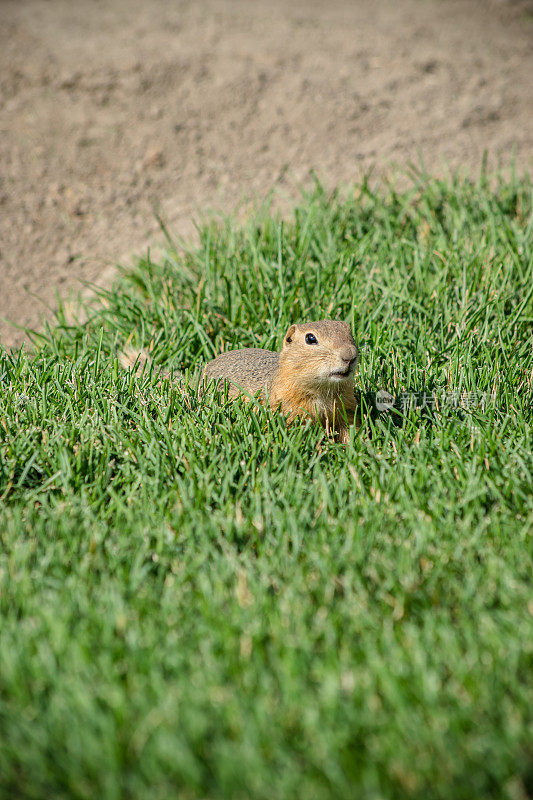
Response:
[120, 320, 359, 442]
[268, 321, 358, 442]
[204, 320, 358, 442]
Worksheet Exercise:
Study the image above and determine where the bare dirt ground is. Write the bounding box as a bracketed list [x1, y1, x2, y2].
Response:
[1, 0, 532, 348]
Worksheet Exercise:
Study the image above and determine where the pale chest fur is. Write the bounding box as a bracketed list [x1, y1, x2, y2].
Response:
[269, 376, 356, 434]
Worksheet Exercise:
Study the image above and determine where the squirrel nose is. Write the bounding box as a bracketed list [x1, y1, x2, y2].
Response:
[340, 346, 358, 365]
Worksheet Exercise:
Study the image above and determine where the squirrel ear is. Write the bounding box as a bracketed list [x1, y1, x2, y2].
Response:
[284, 324, 296, 344]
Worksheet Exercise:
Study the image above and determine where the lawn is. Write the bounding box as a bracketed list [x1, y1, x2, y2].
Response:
[0, 170, 532, 800]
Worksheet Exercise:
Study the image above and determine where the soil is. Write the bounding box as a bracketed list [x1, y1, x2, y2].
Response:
[1, 0, 532, 348]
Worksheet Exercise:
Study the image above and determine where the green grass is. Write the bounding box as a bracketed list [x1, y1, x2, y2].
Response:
[1, 170, 532, 800]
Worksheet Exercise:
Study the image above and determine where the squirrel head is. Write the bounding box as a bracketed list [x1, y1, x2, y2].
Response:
[279, 320, 358, 391]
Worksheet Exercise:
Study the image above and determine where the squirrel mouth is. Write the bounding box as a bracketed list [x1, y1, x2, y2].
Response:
[330, 367, 352, 380]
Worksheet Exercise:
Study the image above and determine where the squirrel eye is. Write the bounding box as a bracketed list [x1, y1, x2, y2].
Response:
[305, 333, 318, 345]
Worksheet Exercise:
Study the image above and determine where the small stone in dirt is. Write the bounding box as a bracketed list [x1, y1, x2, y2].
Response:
[419, 59, 439, 73]
[148, 105, 164, 119]
[64, 188, 87, 216]
[143, 147, 166, 168]
[58, 71, 82, 90]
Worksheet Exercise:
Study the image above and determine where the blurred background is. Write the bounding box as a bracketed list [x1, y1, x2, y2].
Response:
[1, 0, 532, 348]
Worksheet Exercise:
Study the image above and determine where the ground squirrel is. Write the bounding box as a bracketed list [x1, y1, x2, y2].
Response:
[121, 320, 359, 442]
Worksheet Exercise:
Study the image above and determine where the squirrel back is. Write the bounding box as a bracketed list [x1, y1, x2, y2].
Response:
[202, 348, 279, 399]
